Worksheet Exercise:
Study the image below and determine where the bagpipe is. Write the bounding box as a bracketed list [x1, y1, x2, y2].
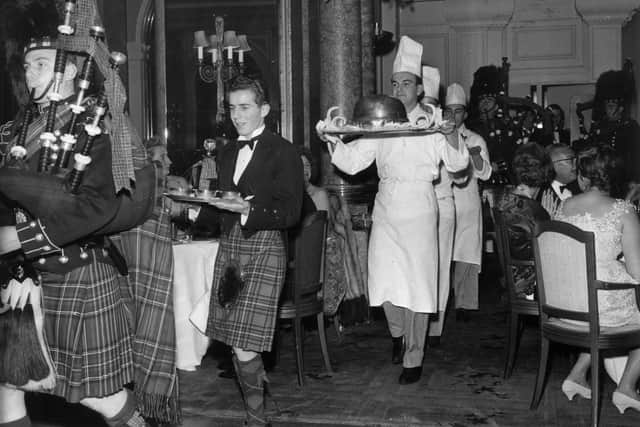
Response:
[0, 0, 156, 241]
[0, 0, 155, 389]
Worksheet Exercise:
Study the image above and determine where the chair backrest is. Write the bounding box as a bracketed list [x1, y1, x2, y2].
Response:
[492, 208, 536, 303]
[289, 210, 328, 302]
[532, 220, 596, 324]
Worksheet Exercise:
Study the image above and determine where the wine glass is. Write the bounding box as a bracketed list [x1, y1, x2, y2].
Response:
[203, 138, 217, 157]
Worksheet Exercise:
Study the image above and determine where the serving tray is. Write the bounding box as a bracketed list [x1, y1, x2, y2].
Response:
[163, 192, 221, 204]
[323, 126, 446, 138]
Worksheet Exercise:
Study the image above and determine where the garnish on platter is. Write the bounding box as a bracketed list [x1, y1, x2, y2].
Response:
[316, 95, 451, 139]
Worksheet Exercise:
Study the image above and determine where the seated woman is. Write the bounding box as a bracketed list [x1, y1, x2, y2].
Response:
[556, 147, 640, 414]
[496, 142, 554, 299]
[299, 146, 329, 213]
[296, 147, 348, 315]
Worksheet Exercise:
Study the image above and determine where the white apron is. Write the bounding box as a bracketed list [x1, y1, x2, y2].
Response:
[331, 107, 469, 313]
[452, 125, 492, 266]
[434, 165, 455, 313]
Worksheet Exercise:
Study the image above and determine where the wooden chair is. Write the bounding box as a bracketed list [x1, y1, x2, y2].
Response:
[530, 220, 640, 426]
[492, 208, 539, 379]
[277, 211, 333, 386]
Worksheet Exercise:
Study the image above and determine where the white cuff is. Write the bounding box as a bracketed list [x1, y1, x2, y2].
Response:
[188, 207, 201, 222]
[240, 211, 249, 225]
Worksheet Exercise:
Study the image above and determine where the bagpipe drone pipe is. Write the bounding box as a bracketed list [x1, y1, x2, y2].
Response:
[0, 1, 157, 246]
[0, 0, 155, 389]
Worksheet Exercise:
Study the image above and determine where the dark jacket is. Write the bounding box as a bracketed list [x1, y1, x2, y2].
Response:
[0, 104, 124, 274]
[196, 129, 304, 238]
[535, 180, 581, 205]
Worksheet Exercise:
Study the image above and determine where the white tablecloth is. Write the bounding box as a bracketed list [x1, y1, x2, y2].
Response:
[172, 240, 218, 371]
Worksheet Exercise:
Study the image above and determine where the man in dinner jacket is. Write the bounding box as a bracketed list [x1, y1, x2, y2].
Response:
[194, 75, 303, 427]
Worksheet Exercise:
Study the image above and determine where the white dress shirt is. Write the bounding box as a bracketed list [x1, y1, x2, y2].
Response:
[551, 179, 572, 200]
[234, 125, 264, 224]
[190, 125, 265, 224]
[233, 125, 264, 184]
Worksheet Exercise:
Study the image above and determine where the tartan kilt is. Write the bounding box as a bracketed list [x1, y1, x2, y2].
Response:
[206, 223, 286, 352]
[41, 260, 134, 403]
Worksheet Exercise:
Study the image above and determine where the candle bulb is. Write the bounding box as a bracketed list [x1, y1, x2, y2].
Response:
[211, 49, 217, 64]
[238, 50, 244, 64]
[226, 47, 233, 60]
[197, 46, 203, 61]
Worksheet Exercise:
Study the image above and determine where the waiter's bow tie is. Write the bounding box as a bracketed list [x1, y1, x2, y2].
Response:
[237, 137, 258, 150]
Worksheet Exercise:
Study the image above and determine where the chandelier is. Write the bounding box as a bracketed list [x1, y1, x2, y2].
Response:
[194, 16, 251, 124]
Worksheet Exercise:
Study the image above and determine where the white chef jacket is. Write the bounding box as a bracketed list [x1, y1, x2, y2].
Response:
[452, 124, 491, 266]
[331, 106, 469, 313]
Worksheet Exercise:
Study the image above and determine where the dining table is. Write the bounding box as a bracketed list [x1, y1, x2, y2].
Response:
[172, 239, 219, 371]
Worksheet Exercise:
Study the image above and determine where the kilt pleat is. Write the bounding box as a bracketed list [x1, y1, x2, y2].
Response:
[206, 223, 286, 352]
[42, 260, 134, 403]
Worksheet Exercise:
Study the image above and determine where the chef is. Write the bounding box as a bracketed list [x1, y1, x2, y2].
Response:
[424, 66, 455, 347]
[318, 36, 469, 385]
[446, 83, 492, 319]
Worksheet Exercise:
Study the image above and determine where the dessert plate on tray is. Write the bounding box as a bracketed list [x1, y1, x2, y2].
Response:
[163, 191, 222, 204]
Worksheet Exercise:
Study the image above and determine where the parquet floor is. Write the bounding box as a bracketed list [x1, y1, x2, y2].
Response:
[28, 254, 640, 426]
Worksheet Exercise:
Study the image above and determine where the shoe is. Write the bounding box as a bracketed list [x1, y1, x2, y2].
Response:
[456, 309, 470, 322]
[218, 368, 237, 379]
[398, 366, 422, 385]
[561, 379, 591, 400]
[612, 391, 640, 414]
[428, 336, 441, 348]
[391, 337, 404, 365]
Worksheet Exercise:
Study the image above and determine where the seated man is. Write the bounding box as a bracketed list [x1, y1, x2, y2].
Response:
[536, 144, 580, 204]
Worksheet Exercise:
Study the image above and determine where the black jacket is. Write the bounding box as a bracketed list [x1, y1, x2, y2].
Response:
[196, 129, 304, 238]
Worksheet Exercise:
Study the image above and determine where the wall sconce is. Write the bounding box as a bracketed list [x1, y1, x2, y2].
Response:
[193, 16, 251, 124]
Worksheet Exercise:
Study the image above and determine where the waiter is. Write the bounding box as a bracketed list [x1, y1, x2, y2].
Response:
[445, 83, 492, 320]
[194, 76, 303, 426]
[319, 36, 469, 385]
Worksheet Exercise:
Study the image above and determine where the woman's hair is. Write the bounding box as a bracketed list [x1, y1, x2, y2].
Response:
[512, 142, 553, 187]
[577, 146, 623, 195]
[297, 145, 320, 184]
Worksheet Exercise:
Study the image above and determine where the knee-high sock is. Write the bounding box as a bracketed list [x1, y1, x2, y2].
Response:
[0, 387, 26, 424]
[233, 354, 268, 426]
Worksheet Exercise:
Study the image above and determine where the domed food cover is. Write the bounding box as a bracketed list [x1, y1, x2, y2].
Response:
[351, 95, 408, 127]
[317, 94, 444, 139]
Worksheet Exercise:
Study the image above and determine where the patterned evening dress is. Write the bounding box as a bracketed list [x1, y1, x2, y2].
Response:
[496, 191, 550, 299]
[557, 199, 640, 327]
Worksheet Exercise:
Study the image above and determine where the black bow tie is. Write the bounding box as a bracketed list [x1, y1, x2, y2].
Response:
[559, 185, 569, 194]
[237, 137, 258, 150]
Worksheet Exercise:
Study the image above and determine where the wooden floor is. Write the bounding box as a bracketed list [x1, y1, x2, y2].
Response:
[27, 253, 640, 426]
